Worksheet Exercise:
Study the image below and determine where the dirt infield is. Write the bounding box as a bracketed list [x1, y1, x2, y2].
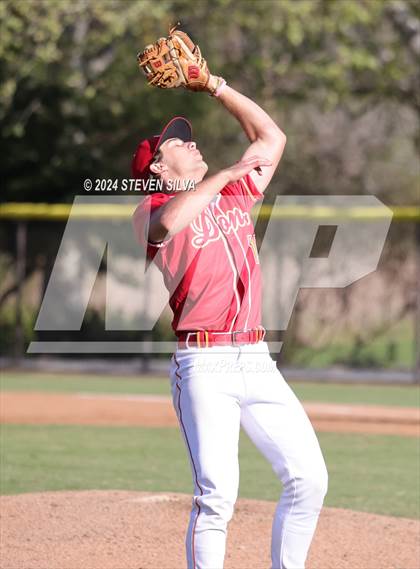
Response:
[1, 490, 419, 569]
[1, 391, 419, 436]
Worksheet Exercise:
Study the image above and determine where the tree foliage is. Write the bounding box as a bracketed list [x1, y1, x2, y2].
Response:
[1, 0, 418, 203]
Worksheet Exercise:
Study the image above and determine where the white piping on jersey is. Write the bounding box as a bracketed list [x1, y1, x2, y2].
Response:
[208, 199, 240, 333]
[215, 193, 252, 331]
[240, 176, 259, 203]
[232, 225, 253, 331]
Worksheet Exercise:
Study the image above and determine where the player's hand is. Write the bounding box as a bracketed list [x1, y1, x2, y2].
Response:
[223, 156, 272, 183]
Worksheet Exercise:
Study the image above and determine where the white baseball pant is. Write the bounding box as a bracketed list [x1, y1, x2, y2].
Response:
[169, 341, 328, 569]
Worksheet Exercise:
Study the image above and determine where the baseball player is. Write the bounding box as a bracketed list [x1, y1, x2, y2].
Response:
[132, 28, 328, 569]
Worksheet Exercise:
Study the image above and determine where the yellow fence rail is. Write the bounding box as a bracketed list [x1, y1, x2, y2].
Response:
[0, 202, 419, 221]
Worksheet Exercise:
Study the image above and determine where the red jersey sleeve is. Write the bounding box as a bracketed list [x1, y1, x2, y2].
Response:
[221, 172, 264, 212]
[132, 193, 172, 260]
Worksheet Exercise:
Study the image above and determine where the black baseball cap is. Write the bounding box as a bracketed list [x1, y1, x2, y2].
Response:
[131, 116, 193, 179]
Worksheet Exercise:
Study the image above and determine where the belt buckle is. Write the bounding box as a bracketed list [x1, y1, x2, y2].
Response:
[231, 330, 242, 347]
[185, 332, 195, 349]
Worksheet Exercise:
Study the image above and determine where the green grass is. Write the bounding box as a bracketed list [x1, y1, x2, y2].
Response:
[288, 318, 414, 369]
[1, 372, 419, 407]
[0, 373, 172, 396]
[290, 381, 420, 408]
[1, 424, 419, 519]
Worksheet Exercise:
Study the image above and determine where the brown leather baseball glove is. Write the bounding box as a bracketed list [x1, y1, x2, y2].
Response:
[137, 24, 224, 95]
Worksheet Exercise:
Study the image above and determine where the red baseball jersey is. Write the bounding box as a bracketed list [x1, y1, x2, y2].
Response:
[132, 174, 263, 335]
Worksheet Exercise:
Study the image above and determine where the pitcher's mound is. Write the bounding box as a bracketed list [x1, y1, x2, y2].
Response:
[1, 490, 418, 569]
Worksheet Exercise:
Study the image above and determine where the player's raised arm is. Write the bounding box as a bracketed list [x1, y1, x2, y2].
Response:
[215, 85, 287, 194]
[137, 24, 284, 200]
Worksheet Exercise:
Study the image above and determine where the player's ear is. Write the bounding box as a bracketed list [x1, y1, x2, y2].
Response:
[150, 161, 169, 175]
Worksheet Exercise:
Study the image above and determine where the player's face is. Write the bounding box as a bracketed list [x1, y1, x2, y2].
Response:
[158, 137, 208, 180]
